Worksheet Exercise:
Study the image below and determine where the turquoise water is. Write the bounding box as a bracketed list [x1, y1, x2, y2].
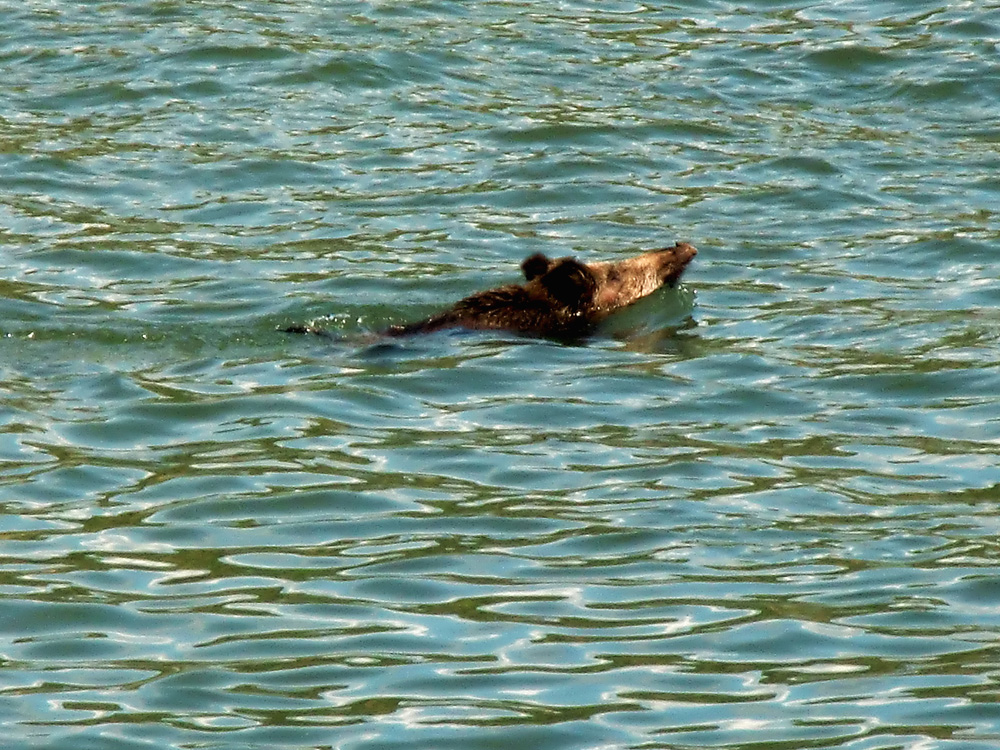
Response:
[3, 2, 1000, 748]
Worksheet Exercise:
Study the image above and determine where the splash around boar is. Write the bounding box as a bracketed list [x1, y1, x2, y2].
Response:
[286, 242, 696, 342]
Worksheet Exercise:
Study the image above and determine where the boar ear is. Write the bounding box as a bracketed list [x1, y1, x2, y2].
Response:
[521, 253, 552, 281]
[540, 259, 597, 306]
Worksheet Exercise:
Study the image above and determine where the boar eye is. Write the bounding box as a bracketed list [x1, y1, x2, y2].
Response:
[541, 260, 597, 306]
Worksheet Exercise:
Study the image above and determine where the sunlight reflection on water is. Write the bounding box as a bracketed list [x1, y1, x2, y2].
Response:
[2, 1, 1000, 749]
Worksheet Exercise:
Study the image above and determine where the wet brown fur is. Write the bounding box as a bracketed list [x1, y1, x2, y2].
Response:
[383, 242, 696, 340]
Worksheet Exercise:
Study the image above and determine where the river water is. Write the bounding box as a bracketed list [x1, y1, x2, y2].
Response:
[2, 2, 1000, 749]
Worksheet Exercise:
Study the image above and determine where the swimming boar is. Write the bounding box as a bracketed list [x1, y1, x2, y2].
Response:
[383, 242, 697, 339]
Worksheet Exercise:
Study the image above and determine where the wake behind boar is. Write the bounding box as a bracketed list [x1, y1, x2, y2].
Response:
[384, 242, 696, 340]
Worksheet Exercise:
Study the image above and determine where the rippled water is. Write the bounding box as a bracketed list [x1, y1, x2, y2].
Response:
[3, 1, 1000, 748]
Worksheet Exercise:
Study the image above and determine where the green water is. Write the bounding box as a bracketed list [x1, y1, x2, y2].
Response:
[3, 2, 1000, 749]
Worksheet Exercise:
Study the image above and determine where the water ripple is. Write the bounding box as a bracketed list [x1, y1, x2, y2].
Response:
[4, 1, 1000, 749]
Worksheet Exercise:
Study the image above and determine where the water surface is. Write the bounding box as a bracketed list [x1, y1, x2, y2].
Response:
[2, 1, 1000, 749]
